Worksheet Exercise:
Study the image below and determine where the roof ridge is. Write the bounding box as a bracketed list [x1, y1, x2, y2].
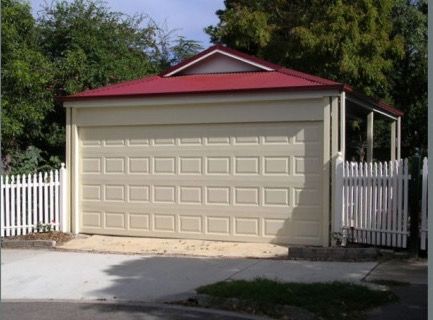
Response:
[166, 70, 273, 77]
[159, 45, 281, 77]
[75, 75, 159, 97]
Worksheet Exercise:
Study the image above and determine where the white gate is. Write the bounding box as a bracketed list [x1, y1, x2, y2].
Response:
[334, 156, 410, 248]
[1, 164, 68, 236]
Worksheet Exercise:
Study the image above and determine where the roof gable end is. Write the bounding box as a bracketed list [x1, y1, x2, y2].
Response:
[161, 45, 275, 77]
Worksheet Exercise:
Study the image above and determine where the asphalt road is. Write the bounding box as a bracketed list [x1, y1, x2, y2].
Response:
[1, 301, 266, 320]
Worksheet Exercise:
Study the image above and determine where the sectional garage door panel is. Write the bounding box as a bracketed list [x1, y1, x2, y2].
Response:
[79, 122, 323, 244]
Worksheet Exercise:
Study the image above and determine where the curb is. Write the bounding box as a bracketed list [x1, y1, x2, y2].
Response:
[1, 239, 56, 248]
[288, 247, 379, 261]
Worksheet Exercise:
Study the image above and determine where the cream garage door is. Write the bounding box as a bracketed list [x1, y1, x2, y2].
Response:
[79, 122, 323, 244]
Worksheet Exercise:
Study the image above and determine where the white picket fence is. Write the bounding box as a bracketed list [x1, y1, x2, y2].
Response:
[0, 164, 67, 237]
[334, 157, 410, 248]
[420, 157, 428, 250]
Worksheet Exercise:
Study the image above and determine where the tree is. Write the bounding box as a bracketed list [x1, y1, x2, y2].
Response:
[206, 0, 427, 158]
[207, 0, 403, 98]
[390, 0, 427, 156]
[1, 0, 201, 174]
[1, 0, 54, 173]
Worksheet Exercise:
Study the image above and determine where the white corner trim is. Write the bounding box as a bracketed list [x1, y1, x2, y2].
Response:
[163, 49, 274, 77]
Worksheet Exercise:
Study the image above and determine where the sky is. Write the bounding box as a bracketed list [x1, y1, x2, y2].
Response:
[28, 0, 225, 46]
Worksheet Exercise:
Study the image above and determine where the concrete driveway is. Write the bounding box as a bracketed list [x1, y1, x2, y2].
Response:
[1, 249, 376, 302]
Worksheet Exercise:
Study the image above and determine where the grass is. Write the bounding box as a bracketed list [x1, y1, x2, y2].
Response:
[197, 278, 398, 320]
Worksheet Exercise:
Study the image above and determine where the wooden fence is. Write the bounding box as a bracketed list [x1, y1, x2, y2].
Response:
[334, 156, 411, 248]
[420, 157, 428, 250]
[1, 164, 67, 236]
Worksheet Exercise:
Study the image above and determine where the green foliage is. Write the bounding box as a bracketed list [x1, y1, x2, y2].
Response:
[1, 0, 201, 174]
[36, 221, 53, 232]
[207, 0, 427, 158]
[38, 0, 160, 95]
[198, 279, 398, 320]
[207, 0, 403, 98]
[1, 0, 54, 171]
[170, 36, 203, 65]
[390, 0, 427, 156]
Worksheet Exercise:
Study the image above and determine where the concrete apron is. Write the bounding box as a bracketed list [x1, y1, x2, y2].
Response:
[2, 249, 376, 303]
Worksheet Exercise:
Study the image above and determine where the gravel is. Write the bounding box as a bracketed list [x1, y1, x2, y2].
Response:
[6, 232, 75, 244]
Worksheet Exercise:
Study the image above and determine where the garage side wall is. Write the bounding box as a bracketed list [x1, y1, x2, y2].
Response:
[66, 96, 330, 246]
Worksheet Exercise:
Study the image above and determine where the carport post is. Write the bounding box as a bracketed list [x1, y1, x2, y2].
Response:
[397, 116, 401, 160]
[367, 112, 374, 162]
[340, 91, 346, 159]
[391, 120, 396, 161]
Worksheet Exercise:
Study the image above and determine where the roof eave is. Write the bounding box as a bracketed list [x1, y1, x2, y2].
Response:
[343, 85, 404, 118]
[60, 84, 343, 103]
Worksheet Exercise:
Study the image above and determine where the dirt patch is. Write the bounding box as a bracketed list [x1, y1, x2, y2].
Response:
[58, 235, 289, 258]
[6, 232, 76, 245]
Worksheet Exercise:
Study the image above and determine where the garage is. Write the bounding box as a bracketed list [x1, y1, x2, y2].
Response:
[79, 121, 323, 244]
[63, 44, 369, 246]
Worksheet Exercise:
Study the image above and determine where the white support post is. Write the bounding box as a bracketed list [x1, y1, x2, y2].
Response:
[390, 121, 396, 161]
[397, 116, 401, 160]
[331, 96, 339, 159]
[322, 98, 331, 247]
[340, 91, 346, 159]
[331, 96, 340, 246]
[367, 112, 374, 162]
[59, 163, 68, 232]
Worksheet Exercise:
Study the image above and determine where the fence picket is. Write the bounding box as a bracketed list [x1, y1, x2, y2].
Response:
[359, 162, 364, 243]
[54, 170, 60, 230]
[354, 162, 360, 241]
[44, 172, 48, 225]
[347, 163, 352, 239]
[367, 163, 372, 244]
[27, 173, 32, 235]
[49, 170, 54, 228]
[5, 176, 10, 236]
[403, 159, 409, 248]
[397, 159, 403, 247]
[378, 162, 383, 246]
[11, 175, 16, 236]
[32, 173, 38, 233]
[371, 163, 378, 245]
[22, 175, 27, 235]
[16, 175, 22, 236]
[391, 161, 398, 247]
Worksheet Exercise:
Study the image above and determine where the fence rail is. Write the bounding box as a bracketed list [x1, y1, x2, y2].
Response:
[420, 157, 428, 250]
[334, 157, 410, 248]
[1, 164, 67, 237]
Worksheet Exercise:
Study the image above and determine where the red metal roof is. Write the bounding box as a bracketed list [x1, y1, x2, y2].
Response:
[68, 71, 342, 99]
[62, 45, 403, 117]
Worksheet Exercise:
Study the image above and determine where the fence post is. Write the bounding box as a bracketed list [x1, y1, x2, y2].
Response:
[408, 151, 421, 255]
[333, 152, 344, 245]
[420, 157, 428, 250]
[59, 163, 68, 233]
[1, 175, 4, 237]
